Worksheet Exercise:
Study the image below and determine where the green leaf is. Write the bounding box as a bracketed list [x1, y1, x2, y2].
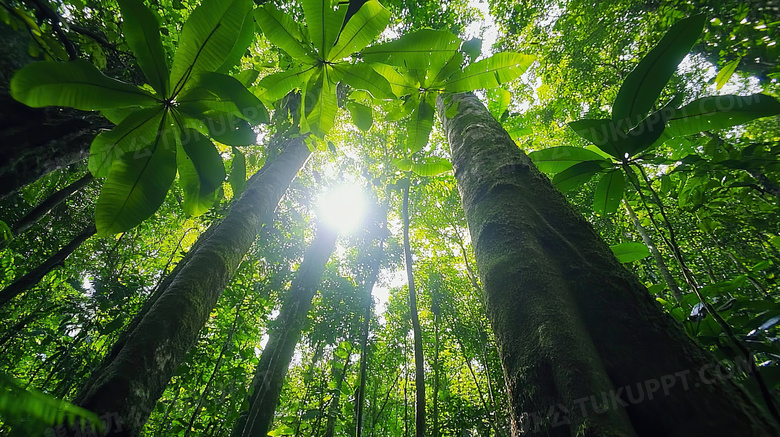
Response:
[362, 29, 461, 71]
[117, 0, 170, 96]
[332, 63, 395, 99]
[593, 170, 625, 216]
[411, 157, 453, 177]
[715, 57, 741, 90]
[89, 106, 165, 178]
[328, 0, 389, 61]
[170, 0, 253, 93]
[217, 9, 255, 73]
[203, 114, 257, 145]
[302, 0, 346, 59]
[178, 72, 269, 125]
[0, 372, 102, 434]
[304, 69, 338, 138]
[487, 87, 511, 120]
[612, 14, 705, 126]
[527, 146, 609, 174]
[610, 242, 651, 263]
[663, 94, 780, 139]
[371, 64, 419, 98]
[444, 52, 535, 92]
[177, 129, 225, 216]
[228, 147, 246, 197]
[255, 5, 311, 60]
[568, 119, 626, 159]
[95, 113, 178, 235]
[392, 157, 411, 171]
[11, 60, 157, 110]
[406, 97, 435, 154]
[551, 160, 609, 191]
[234, 69, 260, 87]
[347, 102, 373, 131]
[461, 37, 482, 62]
[254, 66, 318, 104]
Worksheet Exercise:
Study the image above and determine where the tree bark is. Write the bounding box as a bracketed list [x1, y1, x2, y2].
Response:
[438, 92, 779, 436]
[0, 223, 95, 309]
[402, 185, 426, 437]
[231, 224, 337, 437]
[71, 137, 311, 436]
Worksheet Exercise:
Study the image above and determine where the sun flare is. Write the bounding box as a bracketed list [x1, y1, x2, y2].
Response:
[318, 184, 367, 235]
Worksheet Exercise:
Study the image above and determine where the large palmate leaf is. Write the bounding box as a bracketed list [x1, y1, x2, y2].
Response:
[362, 29, 461, 71]
[178, 72, 269, 124]
[444, 53, 535, 92]
[663, 94, 780, 139]
[95, 116, 178, 235]
[255, 5, 311, 61]
[11, 60, 157, 110]
[612, 14, 705, 126]
[328, 0, 389, 61]
[406, 97, 435, 154]
[610, 242, 651, 263]
[332, 64, 395, 99]
[89, 107, 165, 178]
[593, 170, 625, 216]
[527, 146, 609, 174]
[177, 130, 225, 216]
[551, 160, 610, 191]
[170, 0, 253, 93]
[117, 0, 169, 96]
[302, 0, 347, 59]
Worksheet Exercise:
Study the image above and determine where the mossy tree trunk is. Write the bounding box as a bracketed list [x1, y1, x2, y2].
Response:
[231, 225, 337, 437]
[438, 92, 779, 436]
[71, 137, 311, 436]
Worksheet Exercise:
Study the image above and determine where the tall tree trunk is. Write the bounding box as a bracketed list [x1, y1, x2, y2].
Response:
[438, 92, 779, 436]
[355, 208, 386, 437]
[623, 199, 683, 303]
[231, 225, 337, 437]
[71, 137, 311, 436]
[402, 185, 426, 437]
[0, 223, 95, 309]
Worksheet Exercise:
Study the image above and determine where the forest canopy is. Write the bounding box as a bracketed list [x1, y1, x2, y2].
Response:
[0, 0, 779, 436]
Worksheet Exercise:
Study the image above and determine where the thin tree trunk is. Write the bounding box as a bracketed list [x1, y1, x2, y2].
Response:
[0, 223, 95, 309]
[623, 199, 683, 302]
[12, 173, 94, 235]
[231, 225, 337, 437]
[324, 350, 351, 437]
[432, 309, 440, 437]
[71, 137, 311, 436]
[401, 185, 426, 437]
[438, 92, 779, 436]
[183, 294, 246, 437]
[355, 209, 386, 437]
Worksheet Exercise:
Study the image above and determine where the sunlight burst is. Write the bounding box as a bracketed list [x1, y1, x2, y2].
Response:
[318, 184, 367, 234]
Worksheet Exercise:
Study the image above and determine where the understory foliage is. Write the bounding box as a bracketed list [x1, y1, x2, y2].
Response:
[0, 0, 779, 435]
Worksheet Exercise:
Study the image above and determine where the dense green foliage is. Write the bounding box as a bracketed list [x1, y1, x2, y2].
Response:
[1, 0, 779, 435]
